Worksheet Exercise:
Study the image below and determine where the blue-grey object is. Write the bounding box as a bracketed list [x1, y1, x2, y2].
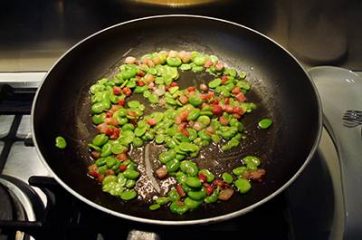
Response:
[309, 66, 362, 239]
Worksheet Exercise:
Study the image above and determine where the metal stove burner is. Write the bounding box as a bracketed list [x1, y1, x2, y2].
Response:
[0, 175, 44, 240]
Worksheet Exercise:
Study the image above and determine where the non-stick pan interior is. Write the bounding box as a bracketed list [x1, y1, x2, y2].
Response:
[33, 15, 321, 223]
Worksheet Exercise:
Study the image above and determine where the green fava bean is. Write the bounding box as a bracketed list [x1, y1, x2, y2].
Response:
[237, 79, 250, 90]
[91, 101, 110, 114]
[185, 176, 202, 188]
[134, 85, 147, 93]
[198, 169, 215, 182]
[166, 159, 181, 173]
[120, 189, 137, 201]
[102, 175, 117, 185]
[101, 143, 112, 157]
[222, 172, 233, 184]
[188, 95, 203, 107]
[187, 109, 201, 121]
[168, 189, 180, 202]
[193, 55, 206, 66]
[165, 97, 177, 105]
[243, 155, 261, 169]
[169, 201, 189, 215]
[126, 78, 137, 88]
[105, 156, 117, 168]
[151, 112, 164, 122]
[92, 113, 106, 124]
[119, 131, 135, 145]
[204, 188, 219, 203]
[175, 171, 187, 183]
[226, 83, 236, 91]
[115, 116, 128, 126]
[142, 132, 155, 141]
[184, 197, 202, 210]
[155, 197, 170, 205]
[90, 83, 105, 94]
[132, 137, 144, 147]
[149, 204, 161, 211]
[232, 166, 247, 176]
[95, 158, 106, 167]
[224, 68, 237, 77]
[97, 165, 107, 175]
[221, 87, 232, 97]
[174, 133, 190, 143]
[198, 130, 211, 141]
[164, 137, 177, 149]
[105, 183, 123, 195]
[166, 57, 182, 67]
[122, 123, 135, 132]
[123, 169, 140, 180]
[117, 108, 127, 117]
[176, 154, 186, 161]
[241, 102, 257, 113]
[159, 149, 177, 164]
[168, 86, 179, 94]
[180, 161, 198, 176]
[126, 161, 137, 171]
[197, 116, 211, 126]
[127, 100, 142, 108]
[219, 126, 238, 140]
[187, 189, 206, 201]
[229, 119, 244, 132]
[187, 128, 198, 141]
[199, 140, 210, 148]
[125, 179, 136, 188]
[209, 55, 218, 63]
[121, 68, 137, 80]
[192, 65, 204, 73]
[211, 134, 221, 143]
[117, 173, 127, 186]
[102, 182, 123, 196]
[155, 135, 165, 144]
[180, 64, 191, 71]
[208, 78, 221, 88]
[111, 161, 121, 172]
[55, 136, 67, 149]
[181, 183, 193, 193]
[111, 143, 127, 154]
[166, 125, 177, 136]
[233, 133, 242, 141]
[135, 126, 147, 137]
[258, 118, 273, 129]
[178, 142, 199, 153]
[234, 178, 251, 193]
[239, 71, 247, 79]
[180, 160, 198, 176]
[221, 138, 240, 151]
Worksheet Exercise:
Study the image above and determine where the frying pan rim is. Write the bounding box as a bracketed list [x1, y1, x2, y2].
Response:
[31, 14, 323, 225]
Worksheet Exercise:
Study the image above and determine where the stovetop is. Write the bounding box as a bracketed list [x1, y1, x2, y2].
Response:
[0, 72, 345, 239]
[1, 0, 362, 238]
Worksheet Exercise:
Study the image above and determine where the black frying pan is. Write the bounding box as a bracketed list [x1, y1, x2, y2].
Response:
[32, 15, 322, 225]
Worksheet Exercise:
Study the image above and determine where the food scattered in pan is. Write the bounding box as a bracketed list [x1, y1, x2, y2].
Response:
[87, 50, 269, 214]
[55, 136, 67, 149]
